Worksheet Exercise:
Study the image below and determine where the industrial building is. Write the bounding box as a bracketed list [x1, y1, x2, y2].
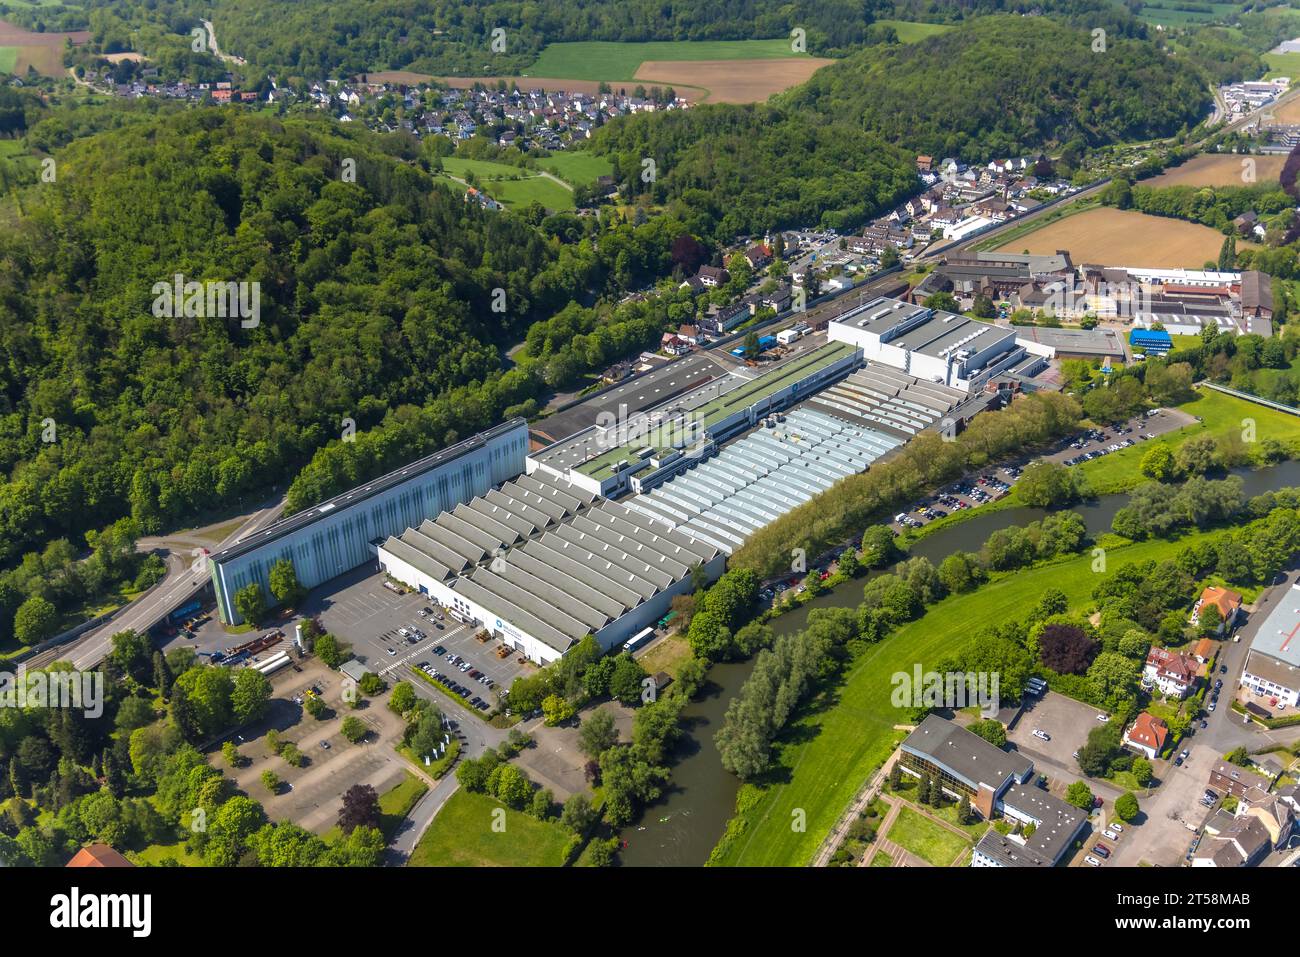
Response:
[376, 469, 723, 663]
[1241, 583, 1300, 711]
[621, 407, 905, 554]
[528, 341, 863, 497]
[826, 297, 1037, 391]
[899, 716, 1086, 868]
[208, 419, 529, 624]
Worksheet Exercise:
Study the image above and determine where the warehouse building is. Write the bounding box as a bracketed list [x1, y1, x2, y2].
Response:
[1241, 583, 1300, 711]
[528, 341, 862, 497]
[622, 407, 904, 554]
[209, 419, 529, 624]
[827, 297, 1028, 392]
[376, 470, 723, 663]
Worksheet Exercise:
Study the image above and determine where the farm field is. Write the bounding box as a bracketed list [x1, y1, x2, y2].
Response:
[407, 789, 572, 866]
[1267, 93, 1300, 124]
[1146, 152, 1286, 188]
[437, 156, 575, 210]
[528, 39, 805, 81]
[632, 57, 834, 104]
[709, 526, 1231, 867]
[535, 151, 613, 187]
[0, 18, 89, 76]
[995, 206, 1232, 268]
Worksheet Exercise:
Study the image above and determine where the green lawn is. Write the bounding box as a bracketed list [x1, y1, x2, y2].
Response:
[528, 39, 807, 82]
[710, 528, 1230, 866]
[870, 850, 892, 867]
[886, 807, 971, 867]
[129, 840, 204, 867]
[536, 151, 613, 187]
[408, 788, 572, 867]
[874, 20, 956, 43]
[1075, 387, 1300, 494]
[437, 157, 574, 210]
[378, 772, 429, 840]
[0, 48, 17, 75]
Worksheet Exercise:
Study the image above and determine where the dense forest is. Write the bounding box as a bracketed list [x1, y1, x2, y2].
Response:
[0, 109, 700, 578]
[2, 0, 1173, 78]
[780, 16, 1211, 159]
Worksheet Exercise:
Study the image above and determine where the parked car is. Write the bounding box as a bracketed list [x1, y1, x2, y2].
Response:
[1084, 855, 1102, 867]
[320, 740, 331, 750]
[1032, 729, 1051, 741]
[1208, 701, 1217, 712]
[1110, 822, 1123, 833]
[1102, 828, 1120, 841]
[1096, 714, 1108, 723]
[1092, 843, 1111, 859]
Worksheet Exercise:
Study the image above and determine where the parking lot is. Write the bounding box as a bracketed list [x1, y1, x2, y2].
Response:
[221, 656, 411, 834]
[1007, 691, 1110, 778]
[302, 566, 536, 712]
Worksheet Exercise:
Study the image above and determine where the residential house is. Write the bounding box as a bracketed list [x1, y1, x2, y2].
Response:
[1122, 712, 1169, 760]
[696, 265, 731, 288]
[1209, 760, 1274, 805]
[1143, 647, 1200, 699]
[743, 243, 773, 270]
[1193, 814, 1272, 866]
[1192, 586, 1243, 634]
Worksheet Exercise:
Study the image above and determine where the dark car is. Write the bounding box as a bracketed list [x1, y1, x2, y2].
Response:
[433, 645, 445, 655]
[1221, 664, 1228, 674]
[1174, 755, 1184, 766]
[1093, 843, 1111, 859]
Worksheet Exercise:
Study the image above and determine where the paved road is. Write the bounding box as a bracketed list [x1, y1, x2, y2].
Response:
[27, 493, 287, 670]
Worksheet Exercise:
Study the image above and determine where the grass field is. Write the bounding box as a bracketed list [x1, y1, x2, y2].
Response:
[408, 788, 572, 867]
[0, 46, 16, 73]
[886, 807, 972, 866]
[437, 157, 575, 210]
[1263, 50, 1300, 81]
[536, 151, 613, 187]
[528, 39, 805, 81]
[870, 850, 892, 866]
[1075, 387, 1300, 494]
[995, 206, 1232, 268]
[1136, 2, 1242, 27]
[1146, 152, 1287, 188]
[710, 527, 1232, 866]
[874, 19, 956, 43]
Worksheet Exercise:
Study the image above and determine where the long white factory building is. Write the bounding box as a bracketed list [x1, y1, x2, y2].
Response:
[377, 470, 724, 663]
[375, 333, 991, 664]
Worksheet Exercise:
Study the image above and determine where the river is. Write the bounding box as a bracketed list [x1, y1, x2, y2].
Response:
[616, 459, 1300, 866]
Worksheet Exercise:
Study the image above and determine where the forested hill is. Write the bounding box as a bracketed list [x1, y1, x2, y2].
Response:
[0, 110, 683, 566]
[589, 15, 1208, 239]
[778, 15, 1212, 160]
[16, 0, 1150, 76]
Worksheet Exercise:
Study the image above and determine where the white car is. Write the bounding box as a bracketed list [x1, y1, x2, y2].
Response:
[1102, 828, 1120, 841]
[398, 627, 410, 638]
[1110, 822, 1123, 833]
[1032, 729, 1051, 741]
[1096, 714, 1108, 723]
[1084, 855, 1102, 867]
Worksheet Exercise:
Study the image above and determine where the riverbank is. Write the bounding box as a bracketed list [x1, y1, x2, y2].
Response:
[706, 525, 1233, 867]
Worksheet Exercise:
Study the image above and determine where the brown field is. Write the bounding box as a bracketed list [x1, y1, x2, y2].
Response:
[1146, 152, 1287, 188]
[996, 207, 1233, 268]
[632, 56, 834, 103]
[1265, 96, 1300, 125]
[0, 18, 88, 76]
[429, 74, 708, 102]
